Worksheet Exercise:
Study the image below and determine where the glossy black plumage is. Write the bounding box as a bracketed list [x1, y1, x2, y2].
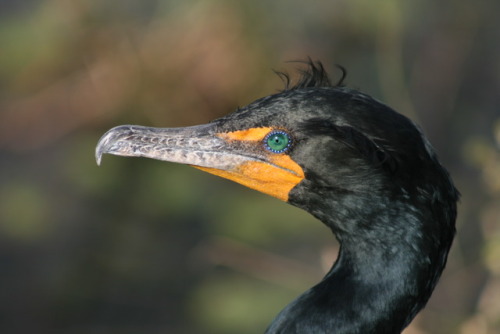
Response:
[96, 60, 458, 333]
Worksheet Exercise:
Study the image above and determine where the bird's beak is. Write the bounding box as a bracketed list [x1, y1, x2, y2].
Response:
[95, 124, 304, 201]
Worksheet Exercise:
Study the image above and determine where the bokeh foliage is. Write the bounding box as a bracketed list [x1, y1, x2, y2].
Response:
[0, 0, 498, 333]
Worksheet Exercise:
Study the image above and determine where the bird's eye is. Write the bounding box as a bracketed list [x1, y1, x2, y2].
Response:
[264, 131, 291, 153]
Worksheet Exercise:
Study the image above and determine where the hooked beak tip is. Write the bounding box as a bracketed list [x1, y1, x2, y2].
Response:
[95, 126, 125, 166]
[95, 150, 102, 166]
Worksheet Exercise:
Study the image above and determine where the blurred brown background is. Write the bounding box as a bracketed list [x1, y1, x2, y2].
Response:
[0, 0, 499, 333]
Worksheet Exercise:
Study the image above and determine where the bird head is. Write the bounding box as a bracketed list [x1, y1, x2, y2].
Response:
[96, 61, 456, 237]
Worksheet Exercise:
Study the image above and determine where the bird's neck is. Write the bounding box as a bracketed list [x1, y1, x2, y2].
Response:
[326, 240, 425, 333]
[267, 202, 438, 334]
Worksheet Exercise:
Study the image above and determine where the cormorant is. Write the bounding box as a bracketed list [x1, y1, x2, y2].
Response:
[95, 61, 458, 333]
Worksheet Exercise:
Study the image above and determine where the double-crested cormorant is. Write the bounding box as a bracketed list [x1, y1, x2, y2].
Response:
[95, 61, 458, 333]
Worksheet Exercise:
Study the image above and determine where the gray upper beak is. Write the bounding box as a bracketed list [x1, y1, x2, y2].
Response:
[95, 123, 264, 171]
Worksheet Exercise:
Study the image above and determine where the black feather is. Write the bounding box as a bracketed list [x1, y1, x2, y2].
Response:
[275, 59, 347, 91]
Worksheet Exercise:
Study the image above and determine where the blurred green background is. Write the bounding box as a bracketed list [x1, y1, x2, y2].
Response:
[0, 0, 499, 333]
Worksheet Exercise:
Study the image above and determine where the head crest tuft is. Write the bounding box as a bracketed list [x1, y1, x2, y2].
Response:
[275, 59, 346, 91]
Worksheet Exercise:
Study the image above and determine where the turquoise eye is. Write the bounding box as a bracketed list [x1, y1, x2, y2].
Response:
[265, 131, 291, 153]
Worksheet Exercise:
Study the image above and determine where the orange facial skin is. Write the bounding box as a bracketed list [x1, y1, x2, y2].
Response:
[194, 127, 305, 201]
